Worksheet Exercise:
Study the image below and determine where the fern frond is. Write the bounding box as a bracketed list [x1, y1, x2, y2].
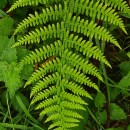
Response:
[66, 13, 121, 49]
[12, 22, 65, 47]
[24, 58, 60, 87]
[30, 72, 60, 97]
[7, 0, 38, 13]
[61, 101, 85, 110]
[13, 0, 127, 35]
[31, 86, 57, 104]
[45, 113, 60, 123]
[62, 110, 83, 119]
[7, 0, 61, 13]
[40, 105, 59, 116]
[100, 0, 130, 13]
[65, 34, 111, 67]
[36, 96, 60, 109]
[67, 0, 126, 33]
[61, 65, 94, 87]
[14, 4, 63, 35]
[20, 40, 62, 65]
[62, 117, 80, 123]
[47, 111, 82, 129]
[9, 0, 129, 129]
[65, 81, 93, 98]
[61, 92, 87, 105]
[45, 113, 80, 123]
[62, 66, 99, 91]
[63, 49, 103, 81]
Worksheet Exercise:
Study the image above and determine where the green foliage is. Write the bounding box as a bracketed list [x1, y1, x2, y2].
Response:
[0, 17, 14, 36]
[127, 125, 130, 130]
[0, 36, 33, 98]
[0, 36, 17, 63]
[119, 61, 130, 76]
[7, 0, 130, 129]
[94, 92, 106, 108]
[110, 103, 127, 121]
[0, 14, 33, 98]
[97, 110, 107, 124]
[0, 0, 7, 9]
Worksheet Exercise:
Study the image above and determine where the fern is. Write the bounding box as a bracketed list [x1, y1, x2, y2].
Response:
[8, 0, 129, 129]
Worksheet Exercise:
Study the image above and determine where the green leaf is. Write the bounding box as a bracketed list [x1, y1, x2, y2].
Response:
[1, 37, 17, 63]
[15, 94, 41, 125]
[20, 64, 34, 80]
[0, 16, 14, 36]
[110, 103, 127, 121]
[0, 61, 23, 98]
[0, 61, 8, 81]
[0, 9, 8, 18]
[94, 92, 106, 108]
[16, 47, 33, 80]
[119, 61, 130, 76]
[127, 125, 130, 130]
[110, 88, 120, 101]
[0, 0, 7, 9]
[12, 92, 29, 112]
[0, 36, 9, 55]
[96, 110, 107, 124]
[118, 71, 130, 88]
[16, 47, 30, 61]
[5, 63, 23, 98]
[118, 71, 130, 96]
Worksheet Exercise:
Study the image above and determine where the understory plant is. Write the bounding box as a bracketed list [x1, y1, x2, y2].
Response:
[7, 0, 130, 129]
[0, 7, 36, 130]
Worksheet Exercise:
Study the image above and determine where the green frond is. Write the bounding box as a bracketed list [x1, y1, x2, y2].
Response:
[9, 0, 129, 129]
[40, 105, 59, 116]
[30, 72, 60, 97]
[62, 123, 78, 129]
[66, 34, 111, 67]
[63, 49, 103, 81]
[65, 14, 121, 49]
[24, 58, 60, 87]
[61, 92, 87, 105]
[100, 0, 130, 13]
[12, 22, 65, 47]
[47, 111, 82, 130]
[62, 66, 99, 91]
[62, 110, 83, 119]
[60, 79, 93, 99]
[31, 86, 57, 104]
[14, 4, 63, 34]
[20, 40, 62, 65]
[36, 96, 60, 110]
[48, 121, 61, 130]
[36, 96, 59, 110]
[61, 65, 88, 84]
[7, 0, 61, 13]
[63, 117, 80, 123]
[67, 0, 126, 33]
[60, 101, 85, 110]
[45, 113, 61, 123]
[66, 81, 93, 99]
